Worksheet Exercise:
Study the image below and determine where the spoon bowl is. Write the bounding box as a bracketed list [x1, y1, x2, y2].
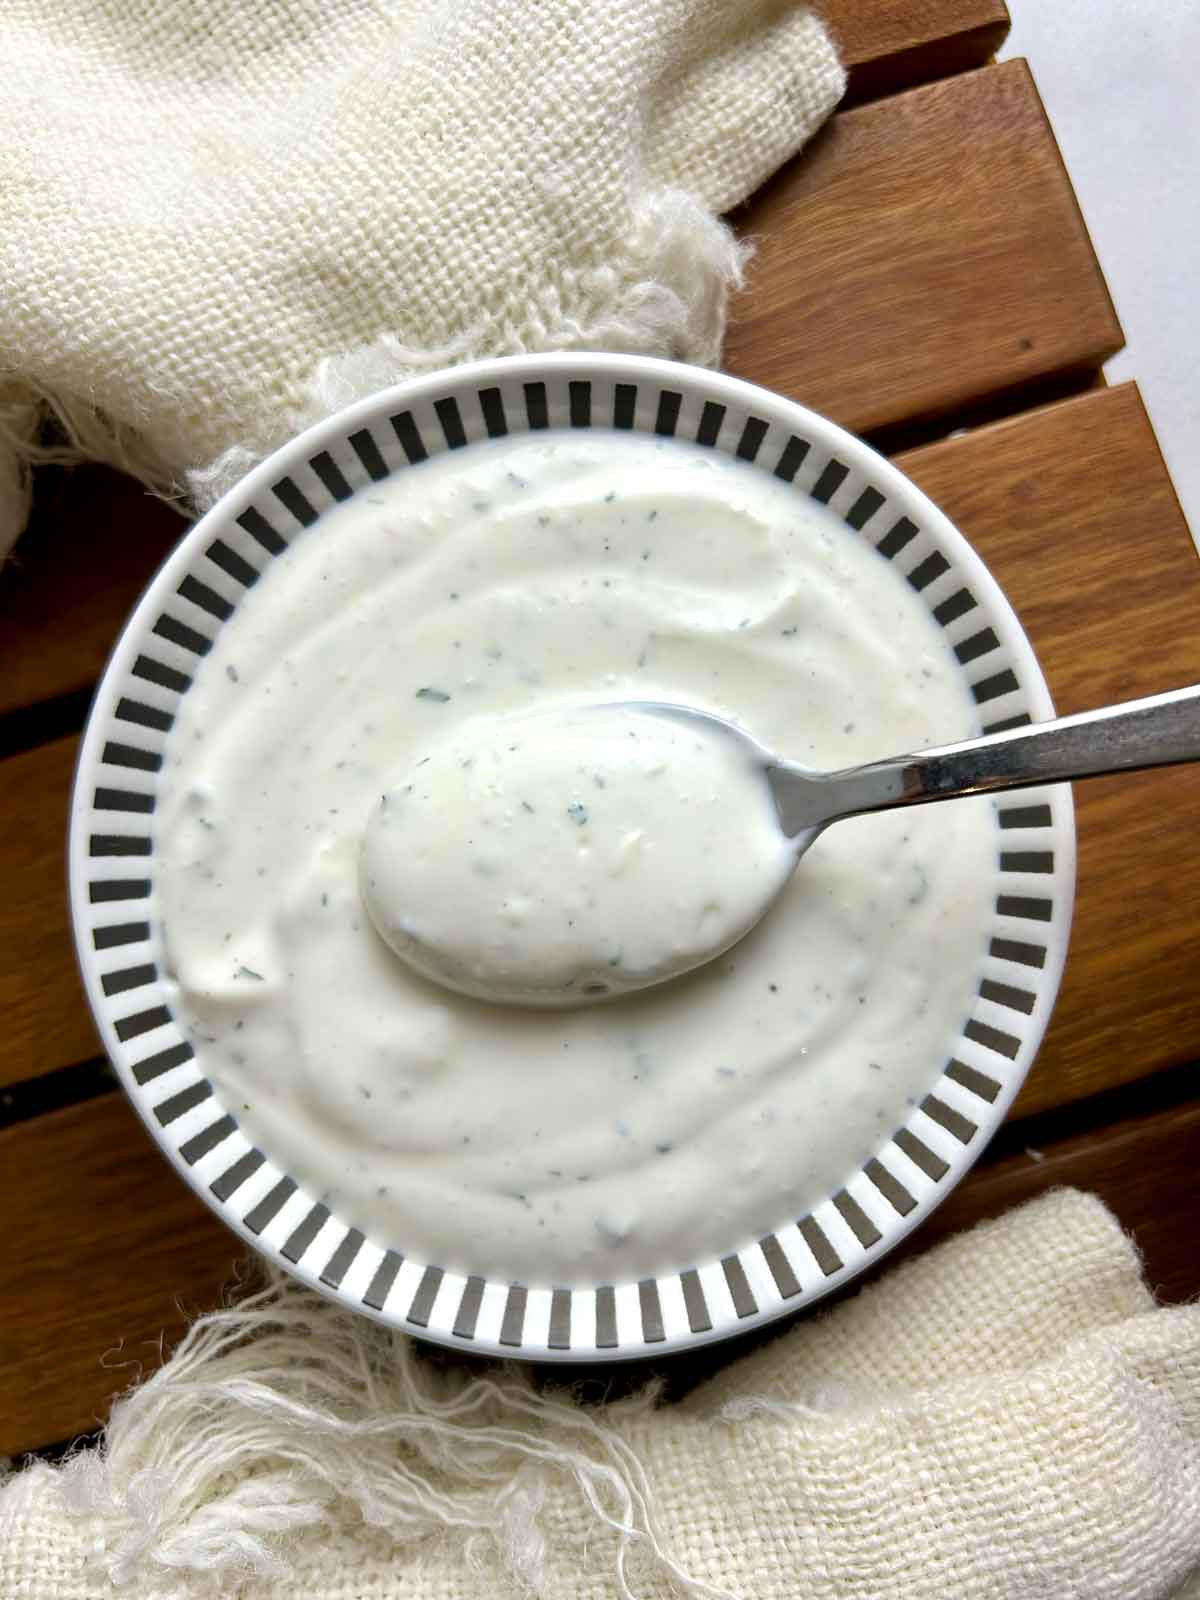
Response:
[359, 701, 798, 1007]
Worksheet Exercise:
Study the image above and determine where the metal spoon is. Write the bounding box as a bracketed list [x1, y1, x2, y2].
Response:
[365, 687, 1200, 1011]
[641, 682, 1200, 855]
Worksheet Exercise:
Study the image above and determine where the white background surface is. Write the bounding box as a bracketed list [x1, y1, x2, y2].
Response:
[1000, 1, 1198, 547]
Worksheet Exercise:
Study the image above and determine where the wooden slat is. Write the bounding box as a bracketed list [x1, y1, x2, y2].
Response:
[0, 1095, 239, 1457]
[4, 1085, 1198, 1455]
[820, 0, 1010, 107]
[0, 466, 183, 718]
[0, 737, 99, 1089]
[906, 1097, 1200, 1307]
[896, 383, 1200, 1117]
[727, 60, 1123, 436]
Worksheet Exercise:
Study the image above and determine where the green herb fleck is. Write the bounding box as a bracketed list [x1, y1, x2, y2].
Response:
[567, 800, 589, 825]
[416, 687, 451, 703]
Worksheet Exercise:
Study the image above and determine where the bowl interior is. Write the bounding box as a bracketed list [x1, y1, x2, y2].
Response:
[69, 354, 1075, 1360]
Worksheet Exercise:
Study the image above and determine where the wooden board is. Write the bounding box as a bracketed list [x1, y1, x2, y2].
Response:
[0, 737, 100, 1090]
[0, 1094, 240, 1457]
[897, 383, 1200, 1117]
[4, 1083, 1198, 1456]
[725, 60, 1123, 436]
[922, 1098, 1200, 1307]
[0, 468, 185, 720]
[820, 0, 1010, 107]
[897, 385, 1200, 718]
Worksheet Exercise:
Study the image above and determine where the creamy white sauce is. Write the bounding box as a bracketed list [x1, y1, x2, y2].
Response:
[360, 703, 797, 1005]
[158, 431, 996, 1283]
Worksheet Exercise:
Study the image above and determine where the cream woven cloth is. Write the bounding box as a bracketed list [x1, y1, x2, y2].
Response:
[0, 0, 843, 559]
[3, 1189, 1199, 1599]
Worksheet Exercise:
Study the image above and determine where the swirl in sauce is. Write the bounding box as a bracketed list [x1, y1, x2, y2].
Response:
[157, 431, 995, 1281]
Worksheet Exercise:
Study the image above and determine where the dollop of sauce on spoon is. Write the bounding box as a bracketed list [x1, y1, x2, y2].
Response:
[360, 704, 798, 1005]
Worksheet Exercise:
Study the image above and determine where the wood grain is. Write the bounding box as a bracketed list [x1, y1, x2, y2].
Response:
[897, 383, 1200, 1117]
[820, 0, 1010, 107]
[919, 1097, 1200, 1307]
[0, 737, 100, 1090]
[727, 60, 1123, 436]
[0, 466, 184, 719]
[0, 1094, 240, 1457]
[4, 1084, 1198, 1456]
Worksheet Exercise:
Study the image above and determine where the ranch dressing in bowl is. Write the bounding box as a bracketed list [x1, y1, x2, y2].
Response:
[157, 430, 997, 1283]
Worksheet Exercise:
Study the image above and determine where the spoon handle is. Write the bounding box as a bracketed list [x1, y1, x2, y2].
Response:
[774, 684, 1200, 834]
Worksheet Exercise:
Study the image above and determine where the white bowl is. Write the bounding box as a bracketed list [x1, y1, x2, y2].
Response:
[69, 354, 1075, 1360]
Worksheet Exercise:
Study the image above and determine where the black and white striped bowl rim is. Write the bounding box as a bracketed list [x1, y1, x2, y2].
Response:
[69, 354, 1075, 1360]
